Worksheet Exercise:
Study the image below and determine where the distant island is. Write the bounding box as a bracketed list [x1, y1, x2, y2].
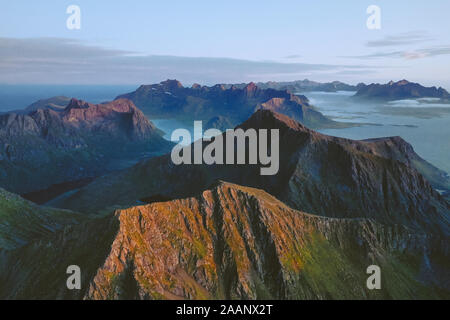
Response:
[353, 80, 450, 101]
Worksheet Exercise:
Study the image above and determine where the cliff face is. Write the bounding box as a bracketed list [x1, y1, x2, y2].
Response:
[116, 80, 350, 129]
[1, 182, 447, 299]
[54, 110, 449, 237]
[354, 80, 450, 101]
[0, 98, 171, 194]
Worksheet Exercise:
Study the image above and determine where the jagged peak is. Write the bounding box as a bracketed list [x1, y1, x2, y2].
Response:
[244, 82, 258, 91]
[240, 109, 310, 133]
[64, 98, 92, 110]
[159, 79, 184, 89]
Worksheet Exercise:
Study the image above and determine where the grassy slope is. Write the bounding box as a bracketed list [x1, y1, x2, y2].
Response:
[0, 188, 87, 250]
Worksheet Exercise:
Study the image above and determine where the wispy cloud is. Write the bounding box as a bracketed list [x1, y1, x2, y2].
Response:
[347, 46, 450, 60]
[283, 54, 302, 59]
[366, 31, 433, 47]
[0, 37, 374, 84]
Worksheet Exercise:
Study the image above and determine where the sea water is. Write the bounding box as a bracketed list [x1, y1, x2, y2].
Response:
[308, 91, 450, 174]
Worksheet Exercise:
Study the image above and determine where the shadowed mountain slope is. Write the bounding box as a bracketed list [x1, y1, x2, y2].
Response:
[0, 187, 86, 250]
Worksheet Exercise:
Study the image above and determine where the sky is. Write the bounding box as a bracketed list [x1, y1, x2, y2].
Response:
[1, 0, 450, 88]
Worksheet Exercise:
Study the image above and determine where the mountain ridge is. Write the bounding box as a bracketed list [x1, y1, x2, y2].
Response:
[1, 181, 448, 299]
[116, 80, 359, 130]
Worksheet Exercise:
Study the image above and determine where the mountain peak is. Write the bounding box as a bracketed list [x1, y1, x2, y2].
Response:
[396, 79, 410, 86]
[240, 109, 310, 132]
[159, 79, 184, 90]
[244, 82, 258, 92]
[65, 98, 92, 110]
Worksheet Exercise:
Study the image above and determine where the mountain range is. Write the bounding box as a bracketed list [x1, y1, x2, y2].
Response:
[116, 80, 358, 130]
[1, 181, 448, 299]
[0, 98, 171, 195]
[247, 79, 361, 93]
[354, 80, 450, 101]
[0, 81, 449, 300]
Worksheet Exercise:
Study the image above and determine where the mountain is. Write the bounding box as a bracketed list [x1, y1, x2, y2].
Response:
[354, 80, 450, 101]
[1, 182, 448, 299]
[52, 110, 450, 237]
[0, 187, 116, 299]
[116, 80, 358, 129]
[23, 96, 71, 113]
[252, 79, 360, 93]
[204, 115, 234, 131]
[0, 98, 172, 195]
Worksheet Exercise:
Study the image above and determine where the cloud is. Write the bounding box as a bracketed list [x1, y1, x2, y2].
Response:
[347, 46, 450, 60]
[366, 31, 432, 47]
[0, 37, 373, 85]
[283, 54, 302, 59]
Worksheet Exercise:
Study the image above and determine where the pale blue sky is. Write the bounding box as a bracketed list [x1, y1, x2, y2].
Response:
[1, 0, 450, 87]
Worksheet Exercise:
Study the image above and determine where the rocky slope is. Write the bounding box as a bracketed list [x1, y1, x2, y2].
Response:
[0, 98, 172, 194]
[354, 80, 450, 101]
[53, 110, 450, 237]
[1, 182, 448, 299]
[116, 80, 356, 129]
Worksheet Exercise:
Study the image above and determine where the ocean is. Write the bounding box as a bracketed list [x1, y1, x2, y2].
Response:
[308, 91, 450, 175]
[0, 85, 138, 112]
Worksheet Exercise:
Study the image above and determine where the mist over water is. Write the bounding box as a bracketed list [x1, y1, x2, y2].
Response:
[308, 91, 450, 174]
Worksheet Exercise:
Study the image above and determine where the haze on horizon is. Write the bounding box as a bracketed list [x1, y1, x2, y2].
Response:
[1, 0, 450, 89]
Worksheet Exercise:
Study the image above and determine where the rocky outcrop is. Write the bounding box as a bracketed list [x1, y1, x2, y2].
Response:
[116, 80, 353, 129]
[354, 80, 450, 101]
[1, 182, 447, 299]
[0, 98, 171, 194]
